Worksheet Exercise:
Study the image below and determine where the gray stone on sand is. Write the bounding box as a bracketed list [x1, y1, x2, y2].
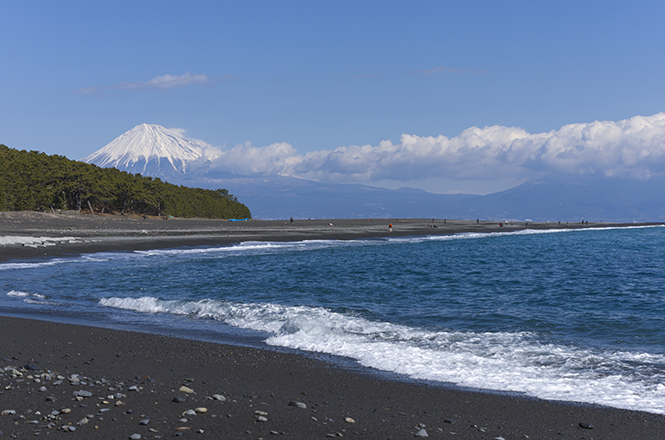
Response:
[415, 428, 429, 437]
[288, 401, 307, 409]
[73, 390, 93, 398]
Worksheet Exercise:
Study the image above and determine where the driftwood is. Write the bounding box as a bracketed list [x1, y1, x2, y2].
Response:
[87, 200, 95, 215]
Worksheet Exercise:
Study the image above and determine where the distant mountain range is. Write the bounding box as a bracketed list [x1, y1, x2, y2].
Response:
[82, 124, 665, 222]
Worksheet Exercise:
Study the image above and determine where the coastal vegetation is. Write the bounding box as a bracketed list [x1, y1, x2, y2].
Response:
[0, 144, 251, 219]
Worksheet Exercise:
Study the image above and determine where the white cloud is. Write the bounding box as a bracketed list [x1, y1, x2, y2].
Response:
[140, 73, 211, 90]
[75, 73, 213, 94]
[195, 113, 665, 184]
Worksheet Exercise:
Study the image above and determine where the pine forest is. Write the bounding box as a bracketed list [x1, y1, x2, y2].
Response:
[0, 144, 251, 219]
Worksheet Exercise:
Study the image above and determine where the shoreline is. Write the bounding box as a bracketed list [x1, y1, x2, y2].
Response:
[1, 315, 665, 439]
[1, 211, 657, 263]
[3, 212, 665, 438]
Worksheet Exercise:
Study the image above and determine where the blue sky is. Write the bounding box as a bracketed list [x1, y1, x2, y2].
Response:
[3, 1, 665, 193]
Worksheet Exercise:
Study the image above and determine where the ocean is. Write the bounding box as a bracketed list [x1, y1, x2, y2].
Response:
[2, 226, 665, 414]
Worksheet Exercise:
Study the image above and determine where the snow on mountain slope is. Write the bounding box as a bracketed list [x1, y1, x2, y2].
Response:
[81, 123, 203, 177]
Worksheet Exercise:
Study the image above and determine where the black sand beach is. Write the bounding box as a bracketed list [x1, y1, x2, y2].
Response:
[2, 212, 665, 439]
[0, 211, 645, 263]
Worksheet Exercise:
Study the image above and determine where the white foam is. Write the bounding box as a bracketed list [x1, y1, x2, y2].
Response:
[7, 290, 31, 297]
[99, 296, 665, 414]
[0, 257, 88, 271]
[0, 236, 84, 246]
[6, 290, 47, 300]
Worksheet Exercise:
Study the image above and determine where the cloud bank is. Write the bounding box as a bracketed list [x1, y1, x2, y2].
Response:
[197, 113, 665, 184]
[76, 73, 212, 95]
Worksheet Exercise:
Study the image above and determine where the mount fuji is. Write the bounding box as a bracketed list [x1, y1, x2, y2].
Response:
[82, 124, 204, 179]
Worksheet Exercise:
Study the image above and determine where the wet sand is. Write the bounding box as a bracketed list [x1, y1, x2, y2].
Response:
[1, 212, 664, 439]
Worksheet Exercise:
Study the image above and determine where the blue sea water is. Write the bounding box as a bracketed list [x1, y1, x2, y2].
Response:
[2, 226, 665, 414]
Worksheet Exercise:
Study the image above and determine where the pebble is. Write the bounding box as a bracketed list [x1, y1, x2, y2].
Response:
[173, 396, 187, 403]
[179, 385, 195, 394]
[129, 434, 142, 440]
[579, 421, 594, 429]
[415, 428, 429, 437]
[212, 394, 226, 401]
[288, 401, 307, 409]
[1, 410, 16, 416]
[184, 409, 197, 416]
[73, 390, 93, 398]
[257, 415, 268, 422]
[344, 417, 355, 423]
[195, 407, 207, 414]
[61, 425, 76, 432]
[139, 419, 150, 425]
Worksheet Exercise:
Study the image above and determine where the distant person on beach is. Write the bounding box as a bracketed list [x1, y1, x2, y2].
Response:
[389, 223, 393, 232]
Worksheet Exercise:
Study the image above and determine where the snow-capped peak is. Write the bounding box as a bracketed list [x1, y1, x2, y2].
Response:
[81, 123, 203, 177]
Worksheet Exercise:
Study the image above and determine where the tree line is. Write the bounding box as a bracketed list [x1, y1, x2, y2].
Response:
[0, 144, 251, 219]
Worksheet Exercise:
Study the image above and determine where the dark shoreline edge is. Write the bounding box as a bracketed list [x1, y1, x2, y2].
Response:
[2, 213, 665, 438]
